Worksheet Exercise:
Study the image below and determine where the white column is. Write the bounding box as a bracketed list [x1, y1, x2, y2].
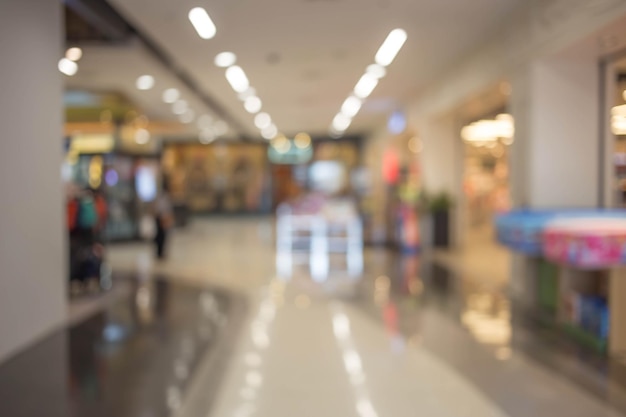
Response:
[508, 55, 600, 305]
[510, 56, 600, 208]
[417, 113, 464, 247]
[0, 0, 66, 362]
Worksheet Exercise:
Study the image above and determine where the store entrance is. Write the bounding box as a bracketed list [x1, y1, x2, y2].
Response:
[445, 108, 515, 286]
[461, 113, 513, 244]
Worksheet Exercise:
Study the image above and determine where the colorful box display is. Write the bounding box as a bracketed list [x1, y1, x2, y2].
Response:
[543, 218, 626, 269]
[495, 210, 559, 255]
[496, 210, 626, 267]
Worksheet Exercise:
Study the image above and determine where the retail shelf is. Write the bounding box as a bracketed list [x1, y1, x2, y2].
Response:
[561, 323, 608, 355]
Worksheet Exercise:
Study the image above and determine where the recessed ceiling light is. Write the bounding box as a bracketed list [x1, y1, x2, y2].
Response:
[199, 129, 216, 144]
[341, 96, 363, 118]
[246, 371, 263, 387]
[172, 100, 188, 115]
[214, 52, 237, 68]
[332, 113, 351, 132]
[179, 109, 195, 124]
[261, 124, 278, 140]
[375, 28, 407, 67]
[136, 75, 155, 91]
[58, 58, 78, 76]
[135, 128, 150, 144]
[366, 64, 386, 79]
[213, 120, 229, 136]
[225, 66, 250, 93]
[238, 88, 257, 101]
[353, 73, 379, 98]
[244, 96, 262, 114]
[188, 7, 217, 40]
[255, 112, 272, 130]
[329, 128, 343, 139]
[162, 88, 180, 103]
[65, 47, 83, 62]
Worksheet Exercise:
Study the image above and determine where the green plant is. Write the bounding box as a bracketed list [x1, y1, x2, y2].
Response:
[428, 191, 454, 213]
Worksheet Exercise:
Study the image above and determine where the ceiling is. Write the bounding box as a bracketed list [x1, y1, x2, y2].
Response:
[66, 0, 524, 140]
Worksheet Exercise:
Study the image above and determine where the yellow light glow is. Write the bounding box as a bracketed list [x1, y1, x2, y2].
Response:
[71, 134, 115, 154]
[294, 132, 311, 149]
[612, 105, 626, 135]
[461, 114, 515, 145]
[272, 135, 291, 154]
[408, 136, 422, 153]
[88, 156, 103, 189]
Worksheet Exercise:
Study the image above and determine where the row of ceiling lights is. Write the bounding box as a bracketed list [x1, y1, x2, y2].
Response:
[58, 10, 228, 144]
[188, 7, 280, 141]
[330, 29, 407, 137]
[131, 73, 229, 144]
[58, 43, 228, 144]
[61, 9, 407, 142]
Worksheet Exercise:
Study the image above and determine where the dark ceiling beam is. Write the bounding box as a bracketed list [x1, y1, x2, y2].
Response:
[65, 0, 252, 140]
[64, 0, 131, 42]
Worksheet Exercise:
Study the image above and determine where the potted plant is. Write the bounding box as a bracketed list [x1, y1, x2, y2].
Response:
[428, 191, 454, 248]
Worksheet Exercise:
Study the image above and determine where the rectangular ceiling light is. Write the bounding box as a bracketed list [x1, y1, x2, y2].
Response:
[341, 96, 363, 118]
[353, 74, 379, 99]
[332, 113, 351, 132]
[188, 7, 217, 39]
[225, 66, 250, 93]
[375, 29, 407, 67]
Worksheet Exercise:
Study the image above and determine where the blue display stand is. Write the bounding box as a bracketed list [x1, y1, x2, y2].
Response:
[495, 209, 626, 255]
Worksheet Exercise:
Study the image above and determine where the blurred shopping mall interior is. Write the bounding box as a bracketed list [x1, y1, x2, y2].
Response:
[5, 0, 626, 416]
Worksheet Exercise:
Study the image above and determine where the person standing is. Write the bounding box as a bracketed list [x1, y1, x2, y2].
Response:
[154, 183, 174, 260]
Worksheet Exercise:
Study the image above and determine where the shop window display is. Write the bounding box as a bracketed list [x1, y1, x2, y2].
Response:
[65, 153, 140, 241]
[162, 143, 271, 214]
[461, 114, 513, 242]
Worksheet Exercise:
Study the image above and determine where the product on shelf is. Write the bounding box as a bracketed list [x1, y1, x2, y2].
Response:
[543, 217, 626, 269]
[495, 209, 626, 258]
[564, 292, 609, 341]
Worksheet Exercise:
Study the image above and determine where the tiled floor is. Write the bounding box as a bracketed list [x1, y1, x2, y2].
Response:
[109, 218, 626, 417]
[2, 217, 625, 416]
[0, 277, 246, 417]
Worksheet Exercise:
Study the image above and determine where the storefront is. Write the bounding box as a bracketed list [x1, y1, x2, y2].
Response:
[161, 142, 271, 214]
[460, 113, 513, 242]
[361, 126, 423, 249]
[63, 133, 161, 241]
[268, 135, 362, 208]
[608, 59, 626, 207]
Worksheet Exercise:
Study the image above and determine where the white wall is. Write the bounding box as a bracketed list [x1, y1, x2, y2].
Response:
[417, 113, 465, 246]
[418, 114, 459, 196]
[409, 0, 626, 120]
[0, 0, 66, 362]
[526, 56, 600, 207]
[409, 0, 626, 212]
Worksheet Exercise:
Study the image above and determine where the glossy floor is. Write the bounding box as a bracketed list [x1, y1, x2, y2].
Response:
[109, 218, 626, 417]
[1, 217, 625, 416]
[0, 277, 245, 417]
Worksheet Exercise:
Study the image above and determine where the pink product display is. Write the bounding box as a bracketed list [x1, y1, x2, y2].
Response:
[543, 218, 626, 268]
[288, 194, 327, 215]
